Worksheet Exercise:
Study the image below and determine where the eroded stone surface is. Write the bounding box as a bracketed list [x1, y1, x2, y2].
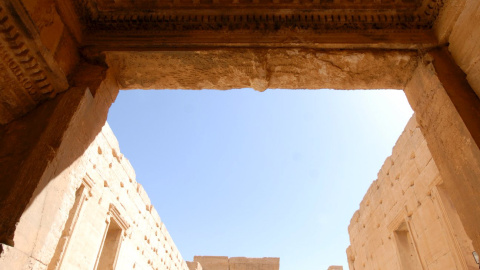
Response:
[107, 49, 418, 91]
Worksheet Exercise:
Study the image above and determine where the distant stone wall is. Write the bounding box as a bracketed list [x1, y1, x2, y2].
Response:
[347, 115, 477, 270]
[190, 256, 279, 270]
[0, 122, 189, 270]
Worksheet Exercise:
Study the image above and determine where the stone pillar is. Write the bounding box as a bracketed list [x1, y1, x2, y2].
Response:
[0, 63, 118, 261]
[404, 47, 480, 252]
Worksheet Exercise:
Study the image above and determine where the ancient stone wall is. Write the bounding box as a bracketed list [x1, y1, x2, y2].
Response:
[190, 256, 279, 270]
[347, 115, 478, 270]
[0, 121, 189, 270]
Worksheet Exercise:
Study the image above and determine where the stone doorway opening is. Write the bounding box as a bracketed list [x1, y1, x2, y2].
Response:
[106, 88, 413, 269]
[2, 1, 480, 269]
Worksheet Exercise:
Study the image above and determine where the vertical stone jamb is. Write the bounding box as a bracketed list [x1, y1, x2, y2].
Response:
[404, 47, 480, 252]
[0, 62, 119, 251]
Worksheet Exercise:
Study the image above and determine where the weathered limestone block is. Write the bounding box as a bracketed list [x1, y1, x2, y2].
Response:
[106, 49, 418, 92]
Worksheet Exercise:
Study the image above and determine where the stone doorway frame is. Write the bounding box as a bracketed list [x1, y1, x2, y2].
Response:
[1, 0, 480, 267]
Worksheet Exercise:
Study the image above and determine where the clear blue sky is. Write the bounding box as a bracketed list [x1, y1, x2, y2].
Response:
[107, 89, 413, 270]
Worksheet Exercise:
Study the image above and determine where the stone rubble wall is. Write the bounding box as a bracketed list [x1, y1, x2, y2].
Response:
[0, 121, 189, 270]
[347, 114, 477, 270]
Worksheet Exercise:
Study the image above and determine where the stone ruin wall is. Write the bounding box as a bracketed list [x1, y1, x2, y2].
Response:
[347, 114, 477, 270]
[189, 256, 279, 270]
[0, 115, 281, 270]
[0, 121, 189, 270]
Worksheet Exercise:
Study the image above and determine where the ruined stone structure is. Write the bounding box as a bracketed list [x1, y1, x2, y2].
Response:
[0, 122, 191, 269]
[188, 256, 279, 270]
[0, 0, 479, 269]
[347, 115, 478, 270]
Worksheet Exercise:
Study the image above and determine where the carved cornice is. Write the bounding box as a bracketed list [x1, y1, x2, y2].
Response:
[94, 0, 424, 10]
[87, 12, 431, 33]
[0, 0, 68, 124]
[77, 0, 443, 33]
[0, 4, 53, 99]
[108, 204, 129, 231]
[0, 1, 68, 94]
[0, 0, 69, 123]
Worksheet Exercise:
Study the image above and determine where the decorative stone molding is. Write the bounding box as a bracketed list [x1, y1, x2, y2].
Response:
[63, 0, 443, 50]
[48, 181, 92, 270]
[0, 1, 68, 93]
[0, 0, 69, 123]
[82, 176, 95, 199]
[94, 0, 423, 9]
[77, 0, 443, 32]
[387, 208, 408, 233]
[107, 204, 129, 231]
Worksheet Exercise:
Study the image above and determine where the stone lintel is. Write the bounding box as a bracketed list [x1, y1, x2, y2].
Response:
[106, 49, 419, 92]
